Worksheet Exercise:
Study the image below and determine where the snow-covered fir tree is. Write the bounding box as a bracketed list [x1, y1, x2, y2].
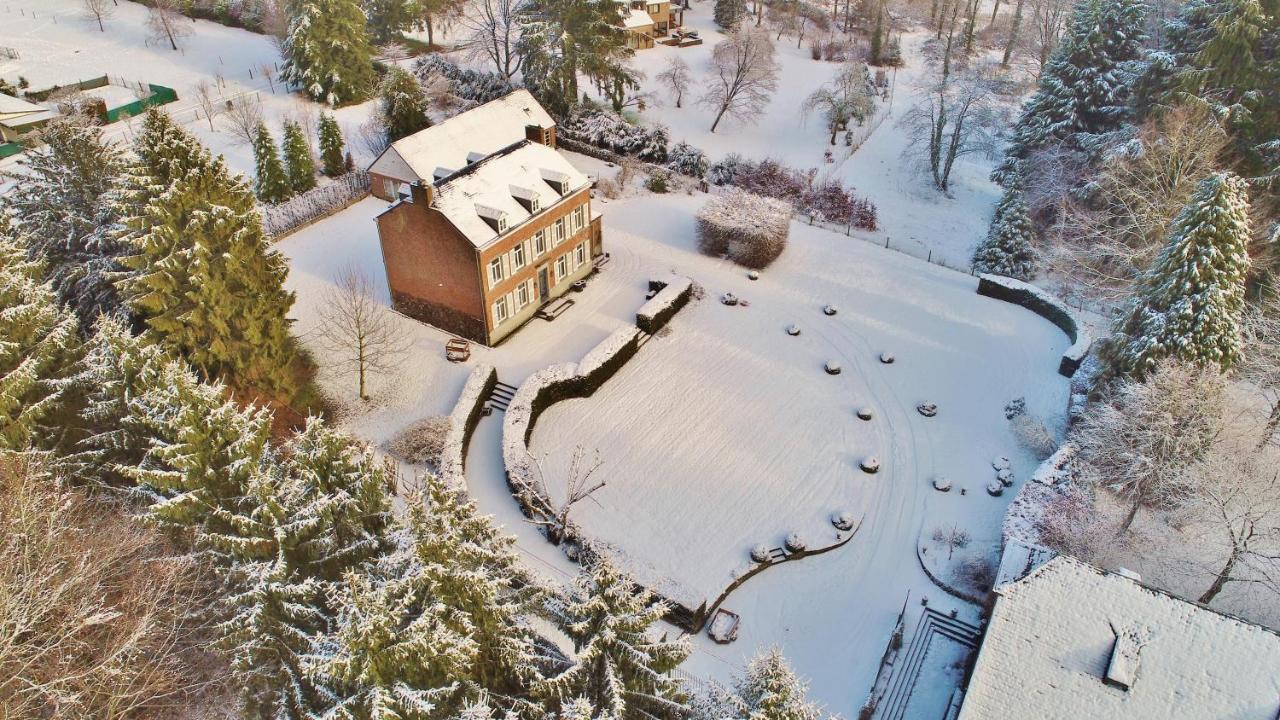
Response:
[1, 118, 126, 329]
[379, 66, 432, 142]
[282, 120, 317, 194]
[406, 474, 544, 698]
[318, 113, 348, 177]
[993, 0, 1149, 184]
[541, 557, 690, 720]
[252, 122, 292, 203]
[0, 222, 81, 454]
[305, 568, 478, 720]
[972, 186, 1038, 279]
[282, 0, 378, 106]
[118, 143, 298, 395]
[365, 0, 418, 43]
[75, 314, 167, 485]
[714, 0, 748, 28]
[1103, 171, 1252, 378]
[695, 648, 829, 720]
[517, 0, 637, 116]
[122, 359, 273, 535]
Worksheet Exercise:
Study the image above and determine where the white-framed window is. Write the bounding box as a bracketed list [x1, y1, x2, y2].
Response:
[516, 280, 531, 309]
[496, 215, 508, 233]
[511, 242, 526, 270]
[488, 257, 504, 287]
[493, 295, 509, 325]
[553, 218, 566, 246]
[555, 254, 568, 281]
[534, 229, 547, 256]
[572, 205, 586, 232]
[530, 195, 541, 213]
[575, 242, 586, 267]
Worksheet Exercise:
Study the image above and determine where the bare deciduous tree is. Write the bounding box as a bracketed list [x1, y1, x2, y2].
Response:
[898, 64, 1005, 193]
[932, 524, 971, 559]
[82, 0, 114, 32]
[1023, 0, 1068, 79]
[802, 60, 877, 145]
[1241, 293, 1280, 448]
[656, 56, 693, 109]
[146, 0, 192, 51]
[317, 267, 410, 401]
[700, 28, 780, 133]
[221, 93, 264, 146]
[1074, 360, 1227, 533]
[524, 446, 605, 543]
[459, 0, 524, 78]
[193, 80, 220, 131]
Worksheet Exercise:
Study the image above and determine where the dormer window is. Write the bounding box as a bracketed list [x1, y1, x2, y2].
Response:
[476, 203, 509, 234]
[433, 167, 456, 183]
[510, 185, 541, 213]
[541, 169, 571, 196]
[466, 151, 487, 165]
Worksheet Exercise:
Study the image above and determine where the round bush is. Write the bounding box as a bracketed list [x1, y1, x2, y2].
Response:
[784, 532, 807, 552]
[696, 189, 793, 269]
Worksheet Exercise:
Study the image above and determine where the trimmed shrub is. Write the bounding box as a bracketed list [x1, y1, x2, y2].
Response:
[645, 170, 670, 193]
[696, 190, 793, 269]
[386, 416, 452, 467]
[667, 141, 708, 178]
[707, 153, 748, 186]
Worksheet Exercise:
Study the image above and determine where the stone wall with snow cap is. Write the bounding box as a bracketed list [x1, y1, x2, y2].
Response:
[976, 274, 1092, 377]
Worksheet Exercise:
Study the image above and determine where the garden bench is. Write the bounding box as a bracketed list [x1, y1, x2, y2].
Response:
[536, 297, 575, 321]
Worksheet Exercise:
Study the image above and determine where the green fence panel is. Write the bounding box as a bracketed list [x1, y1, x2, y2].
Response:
[104, 84, 179, 123]
[0, 142, 23, 159]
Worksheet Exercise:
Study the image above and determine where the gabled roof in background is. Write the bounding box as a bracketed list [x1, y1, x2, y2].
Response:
[368, 89, 554, 184]
[431, 140, 589, 249]
[0, 92, 46, 122]
[622, 7, 656, 28]
[957, 555, 1280, 720]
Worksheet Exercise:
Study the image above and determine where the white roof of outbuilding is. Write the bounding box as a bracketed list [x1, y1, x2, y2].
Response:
[431, 140, 589, 249]
[957, 555, 1280, 720]
[368, 89, 555, 185]
[0, 93, 46, 122]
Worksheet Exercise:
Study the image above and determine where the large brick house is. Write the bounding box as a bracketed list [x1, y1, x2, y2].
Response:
[369, 90, 603, 346]
[615, 0, 677, 48]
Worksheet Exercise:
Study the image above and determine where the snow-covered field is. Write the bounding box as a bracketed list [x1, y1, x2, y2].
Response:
[602, 2, 1008, 267]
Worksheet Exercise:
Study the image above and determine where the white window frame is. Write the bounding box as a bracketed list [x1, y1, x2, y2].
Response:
[497, 215, 508, 233]
[488, 257, 504, 288]
[511, 242, 526, 271]
[555, 254, 568, 281]
[573, 206, 586, 232]
[534, 229, 547, 256]
[575, 242, 586, 267]
[516, 280, 531, 309]
[530, 195, 541, 213]
[553, 218, 566, 246]
[493, 295, 509, 325]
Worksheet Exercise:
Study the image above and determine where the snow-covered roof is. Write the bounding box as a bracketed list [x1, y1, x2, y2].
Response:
[368, 89, 555, 185]
[0, 92, 46, 123]
[622, 7, 655, 29]
[431, 140, 589, 249]
[958, 556, 1280, 720]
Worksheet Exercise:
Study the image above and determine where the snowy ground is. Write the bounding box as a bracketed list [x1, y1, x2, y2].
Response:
[595, 1, 1009, 268]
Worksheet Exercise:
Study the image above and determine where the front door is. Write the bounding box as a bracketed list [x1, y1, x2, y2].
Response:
[537, 266, 550, 302]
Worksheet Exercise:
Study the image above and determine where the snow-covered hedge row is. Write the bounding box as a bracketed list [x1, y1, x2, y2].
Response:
[977, 274, 1092, 377]
[636, 276, 694, 334]
[706, 156, 877, 229]
[559, 106, 669, 163]
[697, 190, 793, 269]
[577, 326, 643, 379]
[438, 364, 497, 483]
[1001, 444, 1077, 546]
[412, 56, 514, 104]
[260, 171, 370, 238]
[133, 0, 274, 33]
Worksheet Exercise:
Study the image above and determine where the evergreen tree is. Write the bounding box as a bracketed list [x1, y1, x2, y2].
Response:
[282, 0, 379, 106]
[318, 113, 348, 177]
[701, 649, 829, 720]
[305, 569, 479, 720]
[118, 146, 298, 395]
[76, 314, 168, 485]
[0, 225, 81, 454]
[365, 0, 418, 43]
[994, 0, 1148, 183]
[406, 474, 544, 696]
[123, 109, 211, 208]
[282, 120, 317, 194]
[541, 558, 690, 720]
[122, 360, 273, 535]
[518, 0, 638, 116]
[714, 0, 748, 28]
[379, 66, 432, 143]
[972, 187, 1038, 279]
[252, 122, 292, 203]
[1103, 172, 1252, 378]
[1, 118, 126, 330]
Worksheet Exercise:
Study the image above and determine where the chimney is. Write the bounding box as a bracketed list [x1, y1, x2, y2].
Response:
[409, 181, 431, 205]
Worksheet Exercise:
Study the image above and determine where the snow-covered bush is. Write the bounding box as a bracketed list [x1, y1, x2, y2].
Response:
[1011, 413, 1057, 460]
[412, 55, 514, 105]
[645, 170, 671, 193]
[560, 106, 670, 162]
[706, 153, 748, 186]
[734, 159, 807, 204]
[955, 556, 996, 594]
[386, 416, 452, 467]
[784, 532, 807, 552]
[667, 141, 708, 178]
[696, 189, 793, 269]
[714, 158, 878, 229]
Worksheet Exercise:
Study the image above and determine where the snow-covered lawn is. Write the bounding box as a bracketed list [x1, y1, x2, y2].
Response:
[602, 3, 1006, 267]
